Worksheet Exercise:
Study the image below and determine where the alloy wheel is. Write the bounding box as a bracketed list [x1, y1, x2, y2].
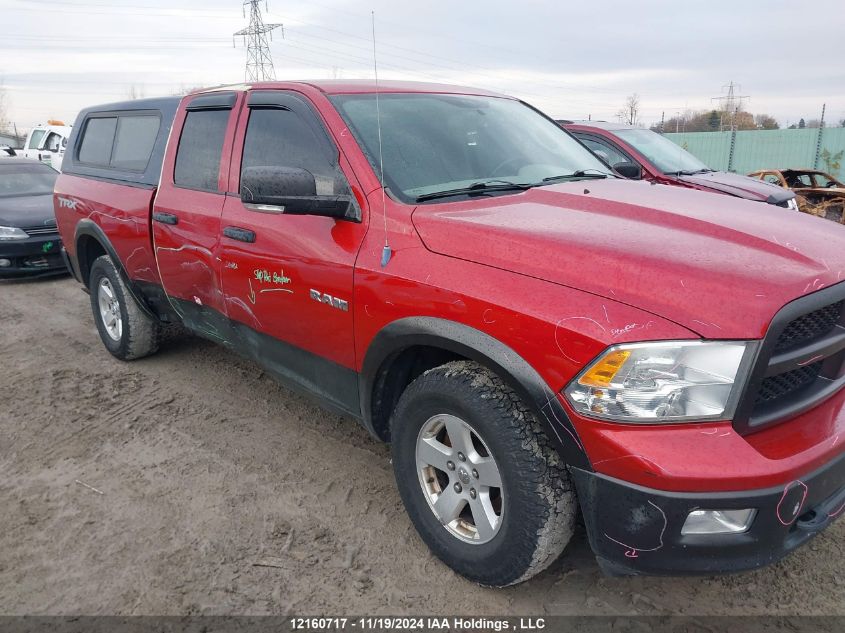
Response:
[415, 413, 504, 544]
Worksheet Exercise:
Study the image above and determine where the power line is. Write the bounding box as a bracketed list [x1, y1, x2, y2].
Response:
[9, 1, 630, 98]
[4, 1, 713, 124]
[233, 0, 283, 81]
[283, 27, 624, 98]
[6, 3, 234, 19]
[282, 21, 626, 95]
[6, 1, 658, 105]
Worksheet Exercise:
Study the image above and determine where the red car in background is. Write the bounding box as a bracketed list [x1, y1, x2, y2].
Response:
[561, 121, 800, 211]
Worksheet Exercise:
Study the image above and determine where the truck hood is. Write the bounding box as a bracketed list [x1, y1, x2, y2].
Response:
[675, 170, 794, 204]
[412, 179, 845, 339]
[0, 193, 56, 228]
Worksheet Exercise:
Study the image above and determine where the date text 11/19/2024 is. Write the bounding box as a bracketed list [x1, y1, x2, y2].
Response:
[289, 617, 546, 631]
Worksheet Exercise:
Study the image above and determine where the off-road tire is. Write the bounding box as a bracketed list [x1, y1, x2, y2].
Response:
[89, 255, 160, 360]
[390, 360, 577, 586]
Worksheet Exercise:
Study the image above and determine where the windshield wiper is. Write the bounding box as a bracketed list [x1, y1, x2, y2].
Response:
[414, 180, 532, 202]
[540, 169, 613, 183]
[671, 168, 714, 176]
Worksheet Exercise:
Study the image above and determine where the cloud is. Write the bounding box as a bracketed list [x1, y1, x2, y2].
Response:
[2, 0, 843, 128]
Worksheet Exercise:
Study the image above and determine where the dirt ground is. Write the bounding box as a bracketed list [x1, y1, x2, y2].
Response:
[2, 275, 845, 617]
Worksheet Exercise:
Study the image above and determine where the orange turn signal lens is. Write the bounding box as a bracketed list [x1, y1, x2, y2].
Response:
[579, 350, 631, 387]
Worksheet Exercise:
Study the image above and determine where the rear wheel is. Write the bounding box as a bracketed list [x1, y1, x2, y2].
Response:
[390, 360, 577, 586]
[89, 255, 160, 360]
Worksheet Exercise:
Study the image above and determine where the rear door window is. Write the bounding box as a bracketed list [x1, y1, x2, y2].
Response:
[78, 117, 117, 166]
[174, 109, 230, 191]
[111, 115, 161, 170]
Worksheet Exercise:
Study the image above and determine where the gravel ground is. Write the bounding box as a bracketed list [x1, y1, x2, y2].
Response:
[2, 275, 845, 617]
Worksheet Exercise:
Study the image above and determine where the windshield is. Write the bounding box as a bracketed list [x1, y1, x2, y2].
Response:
[330, 93, 611, 202]
[0, 163, 58, 198]
[614, 128, 710, 175]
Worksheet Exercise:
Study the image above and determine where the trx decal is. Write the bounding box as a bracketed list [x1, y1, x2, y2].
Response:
[57, 196, 80, 210]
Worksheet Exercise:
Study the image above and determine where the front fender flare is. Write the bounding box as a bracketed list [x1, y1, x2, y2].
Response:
[360, 317, 592, 470]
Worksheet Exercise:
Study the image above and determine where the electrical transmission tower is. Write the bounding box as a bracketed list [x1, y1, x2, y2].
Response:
[233, 0, 283, 82]
[711, 81, 750, 131]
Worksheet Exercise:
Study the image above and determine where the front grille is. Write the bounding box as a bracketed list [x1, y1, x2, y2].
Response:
[755, 362, 823, 406]
[774, 301, 844, 352]
[22, 225, 59, 237]
[736, 285, 845, 433]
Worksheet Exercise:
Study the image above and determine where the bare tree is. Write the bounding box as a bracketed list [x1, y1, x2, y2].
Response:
[171, 84, 204, 96]
[754, 114, 780, 130]
[617, 94, 640, 126]
[0, 81, 9, 133]
[126, 84, 146, 100]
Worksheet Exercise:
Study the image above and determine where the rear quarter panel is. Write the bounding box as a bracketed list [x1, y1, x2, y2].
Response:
[54, 174, 160, 284]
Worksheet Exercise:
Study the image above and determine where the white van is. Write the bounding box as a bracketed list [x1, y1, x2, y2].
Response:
[21, 121, 72, 171]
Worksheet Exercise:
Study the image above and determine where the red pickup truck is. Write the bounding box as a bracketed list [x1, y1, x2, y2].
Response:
[55, 81, 845, 585]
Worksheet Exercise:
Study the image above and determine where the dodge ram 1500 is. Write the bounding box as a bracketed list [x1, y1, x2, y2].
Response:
[55, 81, 845, 584]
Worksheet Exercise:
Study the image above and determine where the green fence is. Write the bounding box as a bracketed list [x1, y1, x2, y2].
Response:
[664, 127, 845, 181]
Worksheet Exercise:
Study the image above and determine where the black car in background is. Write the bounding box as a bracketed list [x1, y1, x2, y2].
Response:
[0, 159, 64, 278]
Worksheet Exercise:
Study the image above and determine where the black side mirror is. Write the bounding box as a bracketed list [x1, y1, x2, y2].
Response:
[240, 166, 359, 221]
[613, 161, 643, 180]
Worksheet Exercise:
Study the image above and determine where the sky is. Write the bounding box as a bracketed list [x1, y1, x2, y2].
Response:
[2, 0, 845, 133]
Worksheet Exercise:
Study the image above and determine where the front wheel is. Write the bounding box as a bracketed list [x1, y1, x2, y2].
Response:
[390, 361, 577, 586]
[89, 255, 160, 360]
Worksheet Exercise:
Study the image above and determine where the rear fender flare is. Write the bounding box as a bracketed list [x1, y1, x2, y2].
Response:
[74, 219, 156, 320]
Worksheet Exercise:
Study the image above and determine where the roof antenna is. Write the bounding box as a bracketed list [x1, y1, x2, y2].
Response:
[372, 10, 391, 268]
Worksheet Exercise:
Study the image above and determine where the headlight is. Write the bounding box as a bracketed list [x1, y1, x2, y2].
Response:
[0, 226, 29, 240]
[564, 341, 754, 422]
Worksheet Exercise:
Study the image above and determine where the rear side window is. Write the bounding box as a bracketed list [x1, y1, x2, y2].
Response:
[111, 116, 161, 170]
[578, 136, 630, 168]
[78, 117, 117, 165]
[174, 109, 230, 191]
[76, 113, 161, 171]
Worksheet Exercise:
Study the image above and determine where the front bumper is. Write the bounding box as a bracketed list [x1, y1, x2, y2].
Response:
[0, 234, 66, 278]
[572, 448, 845, 576]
